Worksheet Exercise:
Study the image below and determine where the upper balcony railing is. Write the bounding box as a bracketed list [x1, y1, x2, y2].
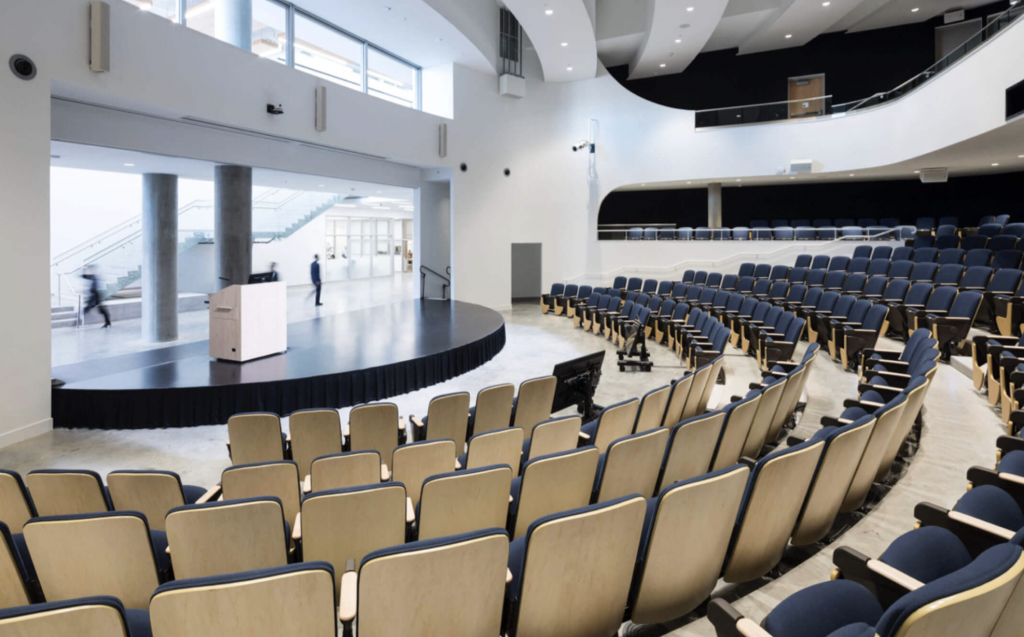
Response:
[696, 4, 1023, 130]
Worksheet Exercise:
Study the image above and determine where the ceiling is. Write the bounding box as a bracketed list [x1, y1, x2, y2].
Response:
[593, 0, 999, 76]
[49, 141, 415, 212]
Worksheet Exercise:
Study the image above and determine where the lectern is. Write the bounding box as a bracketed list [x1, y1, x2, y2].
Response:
[209, 282, 287, 362]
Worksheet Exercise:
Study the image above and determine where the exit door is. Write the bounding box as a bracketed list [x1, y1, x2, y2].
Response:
[788, 75, 825, 118]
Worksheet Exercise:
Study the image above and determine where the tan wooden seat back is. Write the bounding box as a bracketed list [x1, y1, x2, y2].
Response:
[681, 363, 714, 420]
[23, 513, 160, 610]
[875, 379, 930, 483]
[596, 428, 669, 502]
[634, 385, 672, 432]
[472, 383, 515, 435]
[842, 397, 908, 513]
[418, 466, 514, 540]
[662, 375, 694, 429]
[107, 471, 186, 532]
[309, 451, 382, 493]
[0, 529, 31, 608]
[740, 379, 788, 458]
[349, 403, 400, 471]
[165, 499, 289, 579]
[515, 496, 647, 637]
[513, 447, 600, 539]
[632, 466, 749, 624]
[391, 439, 455, 507]
[0, 471, 34, 533]
[791, 417, 876, 546]
[465, 427, 524, 477]
[301, 483, 406, 591]
[766, 366, 807, 444]
[723, 441, 825, 583]
[527, 416, 581, 462]
[24, 471, 108, 517]
[222, 461, 302, 533]
[992, 552, 1024, 637]
[592, 399, 640, 453]
[227, 413, 284, 466]
[289, 409, 342, 480]
[357, 530, 508, 637]
[658, 411, 726, 492]
[425, 392, 471, 454]
[0, 601, 131, 637]
[512, 376, 558, 438]
[711, 395, 761, 471]
[150, 564, 338, 637]
[697, 356, 727, 411]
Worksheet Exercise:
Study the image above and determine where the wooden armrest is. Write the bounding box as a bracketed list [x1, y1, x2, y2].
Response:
[999, 472, 1024, 486]
[948, 511, 1016, 540]
[303, 475, 312, 494]
[578, 431, 591, 440]
[343, 423, 350, 437]
[339, 561, 358, 623]
[285, 434, 291, 443]
[867, 559, 925, 591]
[509, 494, 514, 503]
[737, 618, 774, 637]
[455, 458, 462, 470]
[838, 418, 853, 424]
[410, 415, 425, 429]
[381, 464, 391, 481]
[165, 545, 171, 555]
[506, 568, 513, 584]
[406, 497, 416, 523]
[195, 484, 222, 504]
[292, 512, 302, 541]
[860, 400, 884, 408]
[399, 416, 406, 430]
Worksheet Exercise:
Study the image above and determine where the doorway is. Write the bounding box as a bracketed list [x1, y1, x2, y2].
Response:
[511, 243, 542, 302]
[788, 74, 825, 119]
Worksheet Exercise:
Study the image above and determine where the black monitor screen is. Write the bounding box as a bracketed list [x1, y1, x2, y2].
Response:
[550, 351, 605, 415]
[248, 272, 276, 284]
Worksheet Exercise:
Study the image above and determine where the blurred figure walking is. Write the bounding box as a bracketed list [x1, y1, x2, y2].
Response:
[82, 265, 112, 328]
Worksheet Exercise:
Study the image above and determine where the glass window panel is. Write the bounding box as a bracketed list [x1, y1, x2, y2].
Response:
[294, 14, 364, 91]
[126, 0, 179, 21]
[252, 0, 287, 65]
[367, 48, 417, 108]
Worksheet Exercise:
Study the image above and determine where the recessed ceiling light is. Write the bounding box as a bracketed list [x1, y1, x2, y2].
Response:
[911, 7, 919, 11]
[675, 38, 682, 43]
[849, 174, 855, 177]
[545, 8, 553, 15]
[124, 163, 135, 167]
[914, 170, 920, 174]
[1018, 155, 1024, 158]
[686, 6, 694, 11]
[660, 63, 666, 68]
[318, 184, 325, 187]
[566, 66, 573, 71]
[785, 34, 792, 39]
[992, 163, 1000, 166]
[822, 1, 830, 5]
[561, 42, 568, 46]
[377, 190, 383, 193]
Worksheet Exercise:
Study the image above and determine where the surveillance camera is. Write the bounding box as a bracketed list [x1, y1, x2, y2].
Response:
[572, 139, 590, 153]
[9, 54, 36, 81]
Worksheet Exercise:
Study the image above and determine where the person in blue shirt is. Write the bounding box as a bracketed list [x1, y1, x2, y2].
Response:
[310, 254, 323, 306]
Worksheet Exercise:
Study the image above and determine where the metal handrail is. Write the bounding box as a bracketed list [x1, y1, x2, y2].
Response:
[56, 272, 84, 328]
[421, 265, 450, 300]
[564, 229, 899, 283]
[694, 95, 833, 117]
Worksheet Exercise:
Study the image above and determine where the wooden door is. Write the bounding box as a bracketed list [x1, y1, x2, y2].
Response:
[788, 76, 824, 118]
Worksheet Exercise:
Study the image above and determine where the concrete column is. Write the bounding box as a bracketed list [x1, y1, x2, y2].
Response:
[214, 0, 252, 51]
[214, 165, 253, 289]
[142, 174, 179, 342]
[708, 183, 723, 228]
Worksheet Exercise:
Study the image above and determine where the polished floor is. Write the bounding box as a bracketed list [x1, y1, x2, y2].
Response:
[11, 286, 1008, 636]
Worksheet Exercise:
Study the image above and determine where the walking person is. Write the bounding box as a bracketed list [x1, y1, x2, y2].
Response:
[310, 254, 323, 306]
[82, 265, 112, 328]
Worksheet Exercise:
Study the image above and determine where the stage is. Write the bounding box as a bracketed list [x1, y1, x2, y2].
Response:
[51, 300, 506, 429]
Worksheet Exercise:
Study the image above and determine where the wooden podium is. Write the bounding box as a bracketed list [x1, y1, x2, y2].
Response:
[209, 282, 288, 362]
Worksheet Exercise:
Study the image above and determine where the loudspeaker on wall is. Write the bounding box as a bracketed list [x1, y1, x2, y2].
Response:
[314, 86, 327, 132]
[89, 1, 110, 73]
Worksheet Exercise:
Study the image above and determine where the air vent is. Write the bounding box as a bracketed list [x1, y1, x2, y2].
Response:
[919, 168, 948, 183]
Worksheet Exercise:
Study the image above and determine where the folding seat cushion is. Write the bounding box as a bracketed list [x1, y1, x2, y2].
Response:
[937, 248, 965, 264]
[592, 428, 669, 502]
[459, 427, 523, 476]
[871, 246, 892, 260]
[860, 276, 888, 300]
[0, 521, 33, 608]
[892, 246, 913, 261]
[935, 234, 959, 250]
[630, 466, 750, 625]
[24, 469, 111, 517]
[810, 255, 830, 270]
[732, 227, 750, 240]
[1004, 223, 1024, 239]
[880, 217, 900, 228]
[817, 227, 838, 239]
[806, 269, 827, 287]
[994, 214, 1011, 227]
[308, 451, 383, 493]
[959, 265, 993, 291]
[822, 271, 846, 291]
[912, 247, 938, 263]
[676, 227, 693, 240]
[912, 235, 935, 250]
[848, 257, 869, 274]
[722, 440, 826, 582]
[643, 228, 658, 240]
[671, 281, 689, 299]
[838, 304, 890, 370]
[990, 236, 1020, 253]
[791, 416, 877, 546]
[634, 385, 672, 433]
[540, 283, 565, 314]
[781, 284, 807, 307]
[23, 511, 162, 610]
[412, 392, 471, 454]
[721, 274, 739, 291]
[979, 223, 1004, 237]
[993, 250, 1024, 270]
[510, 376, 558, 438]
[862, 260, 886, 278]
[627, 228, 643, 240]
[767, 281, 790, 302]
[508, 447, 600, 539]
[795, 227, 817, 240]
[961, 235, 989, 251]
[107, 470, 210, 533]
[763, 317, 807, 367]
[933, 264, 965, 287]
[706, 272, 724, 289]
[521, 416, 581, 463]
[909, 262, 938, 283]
[852, 246, 872, 259]
[828, 256, 851, 271]
[417, 466, 513, 540]
[774, 227, 795, 240]
[753, 264, 772, 279]
[505, 496, 647, 637]
[905, 285, 956, 332]
[693, 271, 709, 285]
[691, 323, 732, 370]
[922, 291, 984, 359]
[580, 398, 640, 453]
[227, 412, 287, 466]
[0, 470, 36, 534]
[680, 359, 719, 420]
[347, 403, 403, 471]
[738, 263, 756, 278]
[0, 596, 147, 637]
[695, 227, 712, 240]
[656, 411, 726, 489]
[935, 224, 957, 238]
[750, 279, 771, 300]
[794, 255, 812, 268]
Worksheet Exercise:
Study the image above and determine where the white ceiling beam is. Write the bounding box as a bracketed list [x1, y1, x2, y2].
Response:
[739, 0, 869, 54]
[629, 0, 729, 79]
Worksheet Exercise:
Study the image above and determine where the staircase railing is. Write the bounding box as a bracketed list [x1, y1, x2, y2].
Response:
[55, 272, 84, 328]
[421, 265, 450, 300]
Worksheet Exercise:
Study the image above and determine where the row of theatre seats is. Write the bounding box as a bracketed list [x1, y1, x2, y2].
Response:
[0, 332, 942, 637]
[710, 384, 1024, 637]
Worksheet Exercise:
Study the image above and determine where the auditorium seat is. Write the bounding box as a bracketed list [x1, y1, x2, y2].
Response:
[676, 227, 693, 240]
[657, 229, 675, 240]
[593, 296, 622, 335]
[660, 302, 688, 348]
[469, 383, 515, 436]
[417, 466, 512, 540]
[0, 596, 146, 637]
[990, 236, 1021, 254]
[564, 285, 591, 319]
[962, 235, 989, 251]
[626, 228, 643, 240]
[713, 228, 730, 240]
[806, 268, 827, 287]
[960, 265, 994, 291]
[574, 291, 603, 330]
[935, 234, 960, 250]
[24, 511, 162, 610]
[307, 450, 383, 493]
[794, 255, 812, 268]
[508, 447, 599, 539]
[24, 469, 111, 516]
[784, 285, 820, 315]
[0, 520, 33, 608]
[226, 412, 288, 466]
[892, 246, 914, 261]
[695, 227, 712, 240]
[979, 222, 1004, 237]
[905, 285, 957, 334]
[391, 439, 455, 511]
[795, 227, 816, 241]
[915, 484, 1024, 557]
[761, 317, 806, 371]
[580, 398, 640, 453]
[627, 276, 643, 291]
[841, 272, 868, 295]
[938, 248, 965, 264]
[286, 409, 342, 481]
[346, 403, 404, 471]
[551, 283, 578, 316]
[842, 226, 864, 239]
[654, 280, 672, 299]
[913, 247, 939, 263]
[0, 470, 35, 535]
[539, 283, 564, 314]
[803, 291, 838, 343]
[642, 228, 658, 240]
[510, 376, 557, 438]
[412, 392, 470, 455]
[592, 428, 668, 503]
[977, 269, 1023, 329]
[823, 272, 848, 293]
[818, 227, 838, 239]
[848, 256, 869, 273]
[992, 276, 1024, 337]
[740, 303, 779, 353]
[829, 256, 851, 271]
[992, 249, 1023, 270]
[880, 217, 900, 228]
[995, 214, 1012, 227]
[810, 255, 830, 270]
[813, 295, 857, 347]
[458, 427, 522, 476]
[859, 275, 888, 301]
[652, 299, 677, 343]
[107, 470, 211, 533]
[721, 274, 739, 291]
[871, 245, 893, 260]
[912, 235, 935, 249]
[739, 377, 789, 458]
[691, 323, 731, 370]
[709, 396, 758, 471]
[774, 227, 795, 240]
[838, 304, 890, 370]
[732, 227, 750, 240]
[521, 416, 581, 463]
[682, 359, 722, 420]
[909, 261, 939, 283]
[629, 466, 749, 625]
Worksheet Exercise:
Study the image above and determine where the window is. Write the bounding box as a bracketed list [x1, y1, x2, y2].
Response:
[325, 216, 395, 280]
[294, 13, 363, 92]
[251, 0, 287, 65]
[368, 48, 418, 108]
[125, 0, 179, 21]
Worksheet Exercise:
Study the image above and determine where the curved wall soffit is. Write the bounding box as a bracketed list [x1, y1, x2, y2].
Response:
[504, 0, 598, 82]
[629, 0, 729, 80]
[420, 0, 501, 75]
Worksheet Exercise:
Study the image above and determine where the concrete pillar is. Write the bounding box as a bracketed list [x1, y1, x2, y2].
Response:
[215, 0, 252, 51]
[708, 183, 723, 229]
[214, 165, 253, 289]
[142, 174, 179, 342]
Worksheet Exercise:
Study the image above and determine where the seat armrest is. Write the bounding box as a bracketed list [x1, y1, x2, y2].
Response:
[410, 415, 425, 429]
[292, 512, 302, 541]
[196, 484, 222, 504]
[381, 464, 391, 481]
[339, 560, 358, 623]
[578, 431, 591, 441]
[506, 568, 513, 584]
[398, 416, 407, 431]
[406, 497, 416, 524]
[867, 559, 925, 590]
[454, 457, 462, 470]
[737, 619, 773, 637]
[947, 511, 1017, 540]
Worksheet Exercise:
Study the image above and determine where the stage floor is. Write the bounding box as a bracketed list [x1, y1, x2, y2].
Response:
[52, 300, 505, 429]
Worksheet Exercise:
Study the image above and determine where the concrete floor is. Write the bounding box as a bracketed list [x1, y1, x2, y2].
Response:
[10, 287, 1009, 636]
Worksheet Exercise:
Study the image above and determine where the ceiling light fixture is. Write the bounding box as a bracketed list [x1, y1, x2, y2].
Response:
[790, 176, 795, 179]
[124, 163, 135, 167]
[992, 163, 1000, 166]
[567, 66, 573, 71]
[1018, 155, 1024, 158]
[911, 7, 919, 11]
[675, 38, 682, 43]
[561, 42, 568, 46]
[822, 1, 830, 5]
[660, 63, 666, 67]
[545, 8, 553, 15]
[686, 6, 694, 11]
[849, 174, 855, 177]
[785, 34, 793, 38]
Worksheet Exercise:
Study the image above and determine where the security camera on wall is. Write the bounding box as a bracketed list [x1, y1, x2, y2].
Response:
[572, 139, 592, 152]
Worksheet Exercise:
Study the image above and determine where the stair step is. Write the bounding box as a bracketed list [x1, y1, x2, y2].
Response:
[51, 311, 78, 320]
[51, 318, 78, 328]
[51, 306, 75, 314]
